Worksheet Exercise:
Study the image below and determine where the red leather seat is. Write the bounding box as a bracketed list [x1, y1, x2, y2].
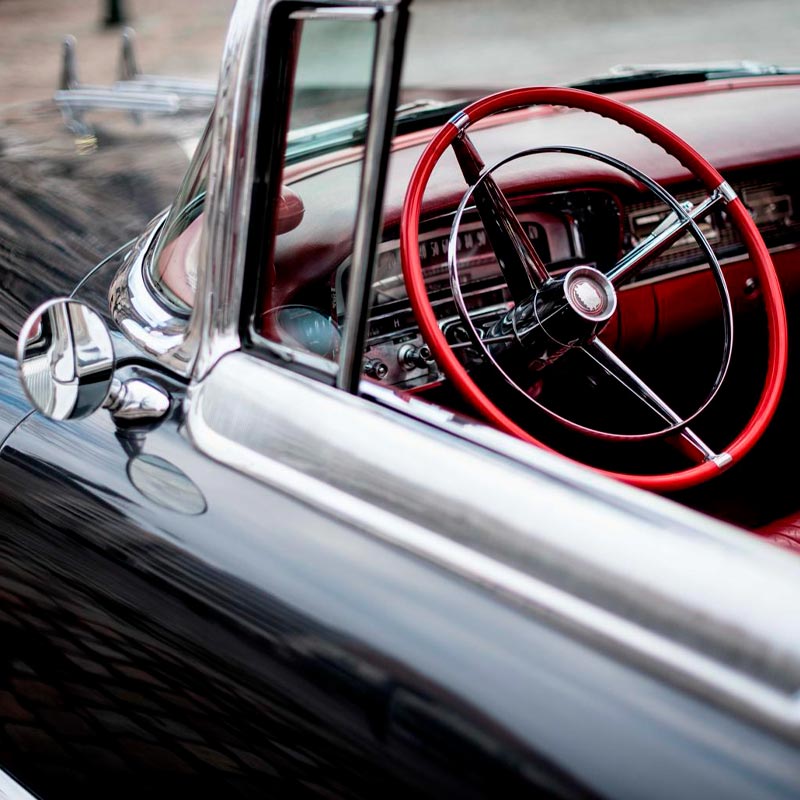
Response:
[757, 513, 800, 553]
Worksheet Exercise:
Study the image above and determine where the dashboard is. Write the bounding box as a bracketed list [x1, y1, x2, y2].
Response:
[333, 165, 799, 390]
[273, 79, 800, 402]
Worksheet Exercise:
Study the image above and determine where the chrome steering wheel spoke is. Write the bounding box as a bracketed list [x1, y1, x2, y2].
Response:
[451, 132, 550, 299]
[607, 190, 725, 286]
[445, 145, 735, 461]
[582, 338, 727, 466]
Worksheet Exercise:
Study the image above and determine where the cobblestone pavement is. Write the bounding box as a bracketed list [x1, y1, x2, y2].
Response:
[0, 0, 234, 107]
[2, 0, 798, 108]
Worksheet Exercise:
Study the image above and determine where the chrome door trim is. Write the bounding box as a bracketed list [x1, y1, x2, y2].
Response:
[0, 769, 37, 800]
[187, 350, 800, 745]
[336, 3, 409, 392]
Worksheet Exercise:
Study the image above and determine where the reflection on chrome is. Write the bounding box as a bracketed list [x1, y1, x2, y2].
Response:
[17, 299, 115, 421]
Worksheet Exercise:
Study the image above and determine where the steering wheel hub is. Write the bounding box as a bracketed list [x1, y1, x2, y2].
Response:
[564, 266, 617, 322]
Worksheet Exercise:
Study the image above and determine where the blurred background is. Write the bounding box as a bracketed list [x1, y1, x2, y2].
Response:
[1, 0, 798, 107]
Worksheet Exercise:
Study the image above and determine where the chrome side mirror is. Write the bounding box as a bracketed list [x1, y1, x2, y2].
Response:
[17, 299, 115, 421]
[17, 298, 172, 424]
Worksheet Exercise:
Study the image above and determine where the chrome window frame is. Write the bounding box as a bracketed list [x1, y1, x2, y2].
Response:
[109, 0, 269, 378]
[110, 0, 409, 383]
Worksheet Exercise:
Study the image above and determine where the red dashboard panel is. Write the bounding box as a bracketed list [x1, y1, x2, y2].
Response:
[274, 79, 800, 306]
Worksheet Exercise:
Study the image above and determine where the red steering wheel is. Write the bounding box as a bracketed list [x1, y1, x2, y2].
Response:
[400, 87, 787, 491]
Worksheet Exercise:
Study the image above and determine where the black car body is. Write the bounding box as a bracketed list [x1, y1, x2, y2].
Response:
[1, 1, 800, 798]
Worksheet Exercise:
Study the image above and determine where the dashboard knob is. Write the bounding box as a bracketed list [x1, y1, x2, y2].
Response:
[398, 343, 434, 370]
[363, 358, 389, 380]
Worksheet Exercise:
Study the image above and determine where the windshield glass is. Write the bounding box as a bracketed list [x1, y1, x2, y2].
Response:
[277, 0, 800, 162]
[400, 0, 798, 91]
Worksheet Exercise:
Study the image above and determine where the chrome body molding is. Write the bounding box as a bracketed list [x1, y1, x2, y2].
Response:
[0, 768, 36, 800]
[187, 351, 800, 744]
[109, 212, 197, 375]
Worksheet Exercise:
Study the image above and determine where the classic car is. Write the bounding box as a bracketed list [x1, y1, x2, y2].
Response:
[2, 0, 800, 797]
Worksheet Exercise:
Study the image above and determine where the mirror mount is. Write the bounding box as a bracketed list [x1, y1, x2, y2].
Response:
[104, 377, 171, 422]
[18, 299, 170, 424]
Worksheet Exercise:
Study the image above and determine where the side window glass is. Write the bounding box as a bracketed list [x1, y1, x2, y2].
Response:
[255, 16, 377, 369]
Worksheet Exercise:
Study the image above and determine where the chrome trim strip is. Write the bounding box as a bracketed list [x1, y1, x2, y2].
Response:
[718, 180, 738, 203]
[290, 7, 380, 20]
[0, 768, 37, 800]
[188, 352, 800, 744]
[450, 110, 470, 131]
[619, 243, 800, 291]
[710, 451, 734, 469]
[337, 4, 409, 392]
[54, 88, 180, 113]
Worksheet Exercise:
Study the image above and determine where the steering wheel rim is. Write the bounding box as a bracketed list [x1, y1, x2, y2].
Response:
[399, 87, 788, 491]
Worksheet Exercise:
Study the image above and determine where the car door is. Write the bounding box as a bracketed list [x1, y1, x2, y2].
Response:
[2, 1, 800, 798]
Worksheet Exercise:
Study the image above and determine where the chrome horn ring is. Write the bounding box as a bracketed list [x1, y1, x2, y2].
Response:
[447, 145, 734, 442]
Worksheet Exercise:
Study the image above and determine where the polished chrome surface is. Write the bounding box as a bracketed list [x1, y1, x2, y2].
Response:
[55, 30, 213, 137]
[185, 0, 405, 383]
[719, 180, 739, 202]
[54, 87, 180, 114]
[582, 337, 720, 460]
[0, 767, 37, 800]
[189, 0, 313, 379]
[109, 211, 197, 375]
[17, 299, 115, 421]
[337, 4, 409, 392]
[290, 7, 380, 20]
[188, 351, 800, 743]
[608, 190, 724, 284]
[711, 451, 734, 469]
[106, 377, 171, 422]
[449, 110, 471, 131]
[562, 266, 617, 322]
